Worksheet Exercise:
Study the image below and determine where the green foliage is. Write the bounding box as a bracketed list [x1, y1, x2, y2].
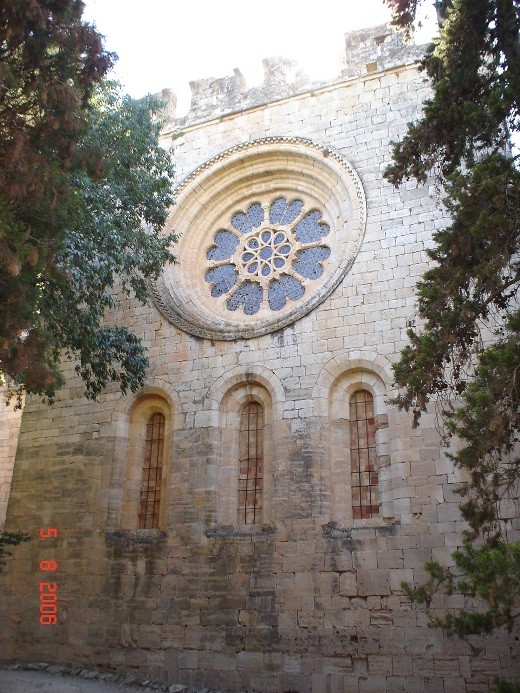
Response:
[33, 82, 177, 402]
[0, 530, 30, 570]
[446, 317, 519, 541]
[402, 540, 520, 636]
[386, 0, 520, 184]
[391, 154, 520, 429]
[385, 0, 520, 644]
[0, 2, 177, 402]
[0, 0, 114, 393]
[494, 679, 520, 693]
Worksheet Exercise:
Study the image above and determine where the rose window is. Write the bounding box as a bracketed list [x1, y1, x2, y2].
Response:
[151, 137, 367, 341]
[205, 197, 332, 315]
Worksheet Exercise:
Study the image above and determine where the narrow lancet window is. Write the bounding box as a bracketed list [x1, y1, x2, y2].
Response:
[238, 402, 264, 524]
[138, 412, 165, 528]
[350, 390, 379, 519]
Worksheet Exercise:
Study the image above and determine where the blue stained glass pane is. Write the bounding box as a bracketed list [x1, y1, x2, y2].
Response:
[231, 203, 263, 234]
[261, 265, 271, 276]
[248, 263, 258, 273]
[205, 264, 238, 297]
[248, 238, 259, 249]
[283, 275, 305, 300]
[282, 199, 304, 224]
[231, 212, 251, 234]
[269, 197, 286, 224]
[261, 231, 272, 243]
[294, 210, 330, 243]
[293, 246, 331, 279]
[280, 245, 291, 255]
[259, 247, 272, 260]
[274, 233, 286, 245]
[227, 281, 263, 315]
[268, 281, 286, 311]
[242, 252, 254, 262]
[273, 258, 285, 269]
[206, 230, 239, 260]
[268, 275, 305, 311]
[248, 203, 264, 229]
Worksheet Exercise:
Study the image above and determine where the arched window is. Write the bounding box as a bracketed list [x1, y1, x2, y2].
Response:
[238, 402, 264, 525]
[107, 392, 172, 533]
[350, 390, 379, 519]
[218, 381, 273, 527]
[138, 412, 165, 529]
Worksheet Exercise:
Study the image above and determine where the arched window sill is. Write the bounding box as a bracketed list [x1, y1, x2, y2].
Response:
[205, 524, 275, 538]
[322, 519, 398, 539]
[105, 529, 167, 546]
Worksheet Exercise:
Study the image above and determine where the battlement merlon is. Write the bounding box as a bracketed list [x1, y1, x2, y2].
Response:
[157, 23, 424, 130]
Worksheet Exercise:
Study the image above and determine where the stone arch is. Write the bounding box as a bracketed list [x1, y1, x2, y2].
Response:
[106, 381, 183, 532]
[311, 350, 394, 418]
[313, 353, 394, 525]
[218, 380, 274, 525]
[204, 367, 282, 526]
[205, 365, 285, 422]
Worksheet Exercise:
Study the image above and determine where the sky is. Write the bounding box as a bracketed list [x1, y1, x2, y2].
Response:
[82, 0, 438, 116]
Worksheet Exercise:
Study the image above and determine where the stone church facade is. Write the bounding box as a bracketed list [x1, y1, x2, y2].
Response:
[0, 24, 515, 693]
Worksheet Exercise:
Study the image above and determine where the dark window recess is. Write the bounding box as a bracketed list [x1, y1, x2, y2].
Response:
[350, 390, 379, 519]
[138, 412, 165, 529]
[238, 402, 264, 525]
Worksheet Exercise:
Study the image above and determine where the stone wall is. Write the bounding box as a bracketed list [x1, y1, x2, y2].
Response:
[0, 25, 516, 692]
[0, 389, 23, 530]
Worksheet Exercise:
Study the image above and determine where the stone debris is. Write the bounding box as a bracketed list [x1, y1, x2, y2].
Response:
[0, 663, 226, 693]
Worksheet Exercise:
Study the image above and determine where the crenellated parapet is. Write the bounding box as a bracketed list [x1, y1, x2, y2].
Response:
[342, 22, 423, 77]
[158, 23, 424, 129]
[188, 68, 247, 115]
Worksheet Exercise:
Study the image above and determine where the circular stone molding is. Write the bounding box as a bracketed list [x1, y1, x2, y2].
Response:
[151, 137, 366, 340]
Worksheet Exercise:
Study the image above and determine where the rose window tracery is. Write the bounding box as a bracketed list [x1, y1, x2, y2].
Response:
[151, 137, 367, 341]
[205, 197, 332, 315]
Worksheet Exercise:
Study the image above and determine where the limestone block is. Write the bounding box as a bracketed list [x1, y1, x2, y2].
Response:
[359, 675, 389, 692]
[339, 572, 358, 597]
[357, 569, 391, 596]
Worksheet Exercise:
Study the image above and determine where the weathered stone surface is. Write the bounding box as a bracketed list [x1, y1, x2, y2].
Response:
[0, 20, 515, 693]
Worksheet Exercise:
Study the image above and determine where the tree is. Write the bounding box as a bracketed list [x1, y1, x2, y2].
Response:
[0, 2, 176, 402]
[32, 81, 177, 402]
[0, 530, 30, 571]
[384, 0, 520, 640]
[1, 0, 113, 392]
